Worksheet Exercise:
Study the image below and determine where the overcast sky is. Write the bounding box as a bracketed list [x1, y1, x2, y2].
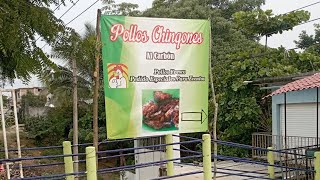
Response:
[4, 0, 320, 89]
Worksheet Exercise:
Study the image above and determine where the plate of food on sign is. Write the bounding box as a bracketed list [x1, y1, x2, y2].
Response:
[142, 90, 180, 132]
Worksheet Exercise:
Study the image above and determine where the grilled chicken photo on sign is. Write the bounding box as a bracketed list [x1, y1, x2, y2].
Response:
[142, 91, 180, 130]
[154, 91, 172, 103]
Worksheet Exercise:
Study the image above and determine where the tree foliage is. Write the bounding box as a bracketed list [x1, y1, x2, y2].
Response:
[0, 0, 69, 82]
[21, 91, 47, 108]
[100, 0, 313, 155]
[295, 24, 320, 52]
[102, 0, 140, 16]
[40, 23, 96, 106]
[233, 9, 310, 38]
[19, 0, 319, 157]
[34, 22, 108, 144]
[294, 24, 320, 72]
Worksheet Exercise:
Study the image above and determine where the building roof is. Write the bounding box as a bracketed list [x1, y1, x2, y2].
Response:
[265, 73, 320, 98]
[16, 87, 46, 90]
[245, 71, 320, 87]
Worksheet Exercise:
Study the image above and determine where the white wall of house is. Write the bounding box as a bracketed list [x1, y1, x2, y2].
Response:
[272, 88, 320, 149]
[280, 103, 318, 148]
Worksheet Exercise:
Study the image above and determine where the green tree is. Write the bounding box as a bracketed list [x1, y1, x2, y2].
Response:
[42, 24, 96, 105]
[294, 24, 320, 71]
[295, 24, 320, 52]
[105, 0, 313, 157]
[233, 9, 310, 39]
[0, 0, 70, 82]
[102, 0, 140, 16]
[2, 95, 8, 107]
[45, 24, 97, 172]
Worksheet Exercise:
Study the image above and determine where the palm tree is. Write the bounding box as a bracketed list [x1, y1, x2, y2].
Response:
[42, 24, 96, 105]
[40, 23, 96, 175]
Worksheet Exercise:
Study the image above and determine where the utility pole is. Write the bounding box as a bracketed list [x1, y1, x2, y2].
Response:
[72, 45, 79, 178]
[93, 9, 102, 154]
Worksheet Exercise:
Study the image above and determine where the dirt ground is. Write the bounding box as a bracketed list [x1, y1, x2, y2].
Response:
[0, 125, 120, 179]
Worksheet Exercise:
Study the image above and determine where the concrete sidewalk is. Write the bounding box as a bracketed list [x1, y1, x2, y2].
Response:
[172, 160, 270, 180]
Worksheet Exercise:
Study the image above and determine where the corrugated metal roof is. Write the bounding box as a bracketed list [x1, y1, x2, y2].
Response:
[264, 73, 320, 98]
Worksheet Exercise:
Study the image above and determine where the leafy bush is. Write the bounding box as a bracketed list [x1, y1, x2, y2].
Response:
[24, 106, 76, 145]
[24, 116, 69, 145]
[21, 91, 47, 107]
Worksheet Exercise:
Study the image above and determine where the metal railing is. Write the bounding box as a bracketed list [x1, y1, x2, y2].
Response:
[1, 134, 318, 179]
[252, 132, 320, 159]
[252, 132, 320, 179]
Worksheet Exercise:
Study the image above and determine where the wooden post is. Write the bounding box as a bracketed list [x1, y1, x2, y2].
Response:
[165, 134, 174, 176]
[63, 141, 74, 180]
[208, 18, 218, 179]
[93, 9, 101, 153]
[0, 90, 10, 179]
[72, 54, 78, 178]
[12, 90, 23, 178]
[86, 146, 97, 180]
[267, 147, 275, 179]
[203, 134, 212, 180]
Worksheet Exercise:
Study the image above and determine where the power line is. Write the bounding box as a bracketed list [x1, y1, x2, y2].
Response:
[36, 0, 81, 44]
[53, 2, 64, 12]
[262, 16, 320, 38]
[297, 17, 320, 26]
[59, 0, 81, 19]
[286, 0, 320, 14]
[226, 42, 320, 62]
[65, 0, 99, 26]
[254, 1, 320, 38]
[41, 0, 99, 49]
[78, 18, 97, 33]
[35, 1, 65, 42]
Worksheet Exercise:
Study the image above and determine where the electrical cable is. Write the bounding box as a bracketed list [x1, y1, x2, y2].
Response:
[41, 0, 99, 49]
[35, 1, 69, 42]
[286, 0, 320, 14]
[219, 41, 320, 63]
[262, 17, 320, 38]
[65, 0, 99, 26]
[58, 0, 81, 19]
[256, 1, 320, 38]
[53, 2, 64, 12]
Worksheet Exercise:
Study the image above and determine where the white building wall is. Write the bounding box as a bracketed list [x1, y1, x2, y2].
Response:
[280, 103, 318, 148]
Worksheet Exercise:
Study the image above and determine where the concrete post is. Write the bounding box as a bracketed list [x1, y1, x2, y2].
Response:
[202, 134, 212, 180]
[267, 147, 275, 179]
[315, 151, 320, 180]
[165, 134, 174, 176]
[86, 146, 97, 180]
[63, 141, 74, 180]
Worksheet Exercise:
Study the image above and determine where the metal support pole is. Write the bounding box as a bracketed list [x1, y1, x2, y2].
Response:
[11, 90, 23, 178]
[315, 151, 320, 180]
[267, 147, 275, 179]
[202, 134, 212, 180]
[293, 149, 299, 180]
[0, 90, 10, 179]
[317, 87, 319, 146]
[165, 134, 174, 176]
[86, 146, 97, 180]
[284, 93, 288, 178]
[63, 141, 74, 180]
